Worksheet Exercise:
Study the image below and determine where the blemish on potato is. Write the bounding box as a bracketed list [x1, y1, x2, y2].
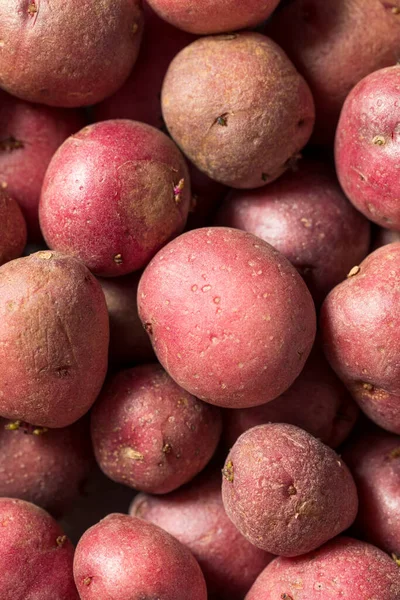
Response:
[213, 296, 221, 304]
[387, 447, 400, 460]
[114, 253, 123, 265]
[372, 135, 386, 146]
[132, 22, 139, 34]
[392, 553, 400, 566]
[56, 535, 67, 547]
[288, 485, 297, 496]
[27, 2, 37, 16]
[162, 443, 172, 454]
[144, 322, 153, 335]
[222, 460, 234, 483]
[347, 265, 360, 278]
[362, 382, 374, 391]
[261, 173, 269, 182]
[202, 285, 211, 292]
[0, 136, 24, 152]
[173, 179, 185, 204]
[215, 113, 229, 127]
[122, 447, 144, 461]
[83, 577, 92, 586]
[37, 250, 53, 260]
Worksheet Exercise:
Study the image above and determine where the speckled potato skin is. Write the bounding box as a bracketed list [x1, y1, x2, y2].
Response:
[73, 514, 207, 600]
[161, 33, 315, 189]
[0, 417, 93, 517]
[0, 191, 26, 266]
[130, 471, 274, 600]
[223, 347, 359, 450]
[215, 160, 371, 304]
[321, 243, 400, 433]
[91, 364, 222, 494]
[245, 537, 400, 600]
[138, 227, 316, 409]
[0, 251, 109, 428]
[39, 120, 191, 277]
[222, 424, 358, 556]
[0, 0, 143, 107]
[0, 498, 78, 600]
[0, 89, 84, 240]
[267, 0, 400, 145]
[335, 66, 400, 229]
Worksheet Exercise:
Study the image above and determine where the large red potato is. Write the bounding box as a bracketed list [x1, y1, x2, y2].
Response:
[138, 227, 316, 409]
[0, 191, 26, 266]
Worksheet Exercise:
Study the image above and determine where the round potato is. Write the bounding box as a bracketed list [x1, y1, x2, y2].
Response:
[0, 191, 27, 267]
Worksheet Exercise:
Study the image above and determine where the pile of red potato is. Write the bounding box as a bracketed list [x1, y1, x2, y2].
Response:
[1, 1, 400, 599]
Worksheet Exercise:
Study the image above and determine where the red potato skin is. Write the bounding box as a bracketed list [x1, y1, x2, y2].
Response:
[40, 120, 191, 277]
[0, 498, 78, 600]
[321, 242, 400, 434]
[0, 89, 85, 240]
[335, 66, 400, 229]
[215, 160, 371, 304]
[138, 227, 316, 409]
[162, 33, 315, 189]
[267, 0, 400, 145]
[130, 472, 274, 600]
[0, 0, 143, 108]
[0, 251, 109, 428]
[245, 537, 400, 600]
[222, 424, 358, 556]
[0, 191, 26, 266]
[73, 514, 207, 600]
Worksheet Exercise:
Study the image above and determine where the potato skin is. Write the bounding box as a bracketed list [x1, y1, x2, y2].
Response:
[130, 471, 274, 600]
[73, 514, 207, 600]
[0, 191, 26, 266]
[335, 66, 400, 229]
[40, 120, 191, 277]
[138, 227, 316, 409]
[222, 424, 358, 556]
[0, 498, 78, 600]
[215, 160, 371, 304]
[245, 537, 400, 600]
[162, 33, 315, 188]
[91, 364, 222, 493]
[267, 0, 400, 145]
[321, 243, 400, 433]
[0, 251, 109, 428]
[0, 0, 143, 107]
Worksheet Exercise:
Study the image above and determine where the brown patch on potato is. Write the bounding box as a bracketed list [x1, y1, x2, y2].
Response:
[222, 460, 234, 483]
[122, 447, 144, 461]
[387, 447, 400, 460]
[347, 265, 361, 278]
[214, 113, 229, 127]
[144, 322, 153, 335]
[372, 135, 386, 146]
[173, 179, 185, 204]
[83, 577, 92, 586]
[287, 485, 297, 496]
[0, 136, 24, 152]
[27, 2, 37, 16]
[162, 443, 172, 454]
[281, 594, 294, 600]
[392, 553, 400, 566]
[56, 535, 67, 547]
[113, 253, 123, 265]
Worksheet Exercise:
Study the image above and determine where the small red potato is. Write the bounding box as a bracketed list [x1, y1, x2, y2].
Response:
[91, 364, 222, 493]
[335, 66, 400, 230]
[245, 537, 400, 600]
[222, 423, 358, 556]
[0, 251, 109, 428]
[0, 191, 27, 266]
[162, 33, 315, 188]
[130, 471, 274, 600]
[321, 242, 400, 433]
[40, 120, 191, 277]
[0, 0, 143, 107]
[138, 227, 316, 409]
[0, 497, 78, 600]
[73, 514, 207, 600]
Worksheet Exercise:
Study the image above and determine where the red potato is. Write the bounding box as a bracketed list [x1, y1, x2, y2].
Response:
[0, 251, 109, 428]
[215, 160, 371, 304]
[130, 471, 274, 600]
[0, 0, 143, 107]
[73, 514, 207, 600]
[321, 242, 400, 434]
[0, 498, 78, 600]
[162, 33, 315, 189]
[40, 120, 191, 277]
[267, 0, 400, 145]
[138, 227, 316, 409]
[91, 364, 222, 493]
[222, 424, 358, 556]
[0, 89, 85, 240]
[0, 191, 26, 266]
[245, 537, 400, 600]
[335, 65, 400, 229]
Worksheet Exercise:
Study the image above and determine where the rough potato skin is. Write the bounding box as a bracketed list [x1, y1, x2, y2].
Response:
[0, 190, 26, 266]
[91, 364, 222, 493]
[138, 227, 316, 409]
[0, 0, 143, 107]
[162, 33, 315, 189]
[40, 120, 191, 277]
[130, 471, 274, 600]
[321, 242, 400, 433]
[223, 348, 359, 450]
[335, 66, 400, 229]
[0, 251, 109, 428]
[267, 0, 400, 145]
[73, 514, 207, 600]
[215, 160, 371, 304]
[0, 498, 78, 600]
[0, 417, 93, 517]
[222, 424, 358, 556]
[245, 537, 400, 600]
